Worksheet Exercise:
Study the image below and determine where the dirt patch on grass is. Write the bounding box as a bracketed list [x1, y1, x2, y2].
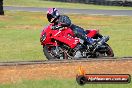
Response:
[0, 60, 132, 84]
[4, 25, 42, 30]
[0, 15, 11, 21]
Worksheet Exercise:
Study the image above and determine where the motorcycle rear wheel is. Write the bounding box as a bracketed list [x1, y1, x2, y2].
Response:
[97, 43, 114, 57]
[105, 44, 114, 57]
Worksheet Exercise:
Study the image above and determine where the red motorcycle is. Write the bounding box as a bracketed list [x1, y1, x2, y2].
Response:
[40, 24, 114, 60]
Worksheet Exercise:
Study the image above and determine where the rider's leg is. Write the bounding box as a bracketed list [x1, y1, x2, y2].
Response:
[70, 25, 109, 50]
[70, 24, 90, 42]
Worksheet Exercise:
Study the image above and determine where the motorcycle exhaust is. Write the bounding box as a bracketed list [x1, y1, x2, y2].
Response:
[92, 36, 109, 54]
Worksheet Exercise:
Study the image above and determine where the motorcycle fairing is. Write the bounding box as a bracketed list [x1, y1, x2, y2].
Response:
[86, 29, 98, 38]
[41, 24, 80, 48]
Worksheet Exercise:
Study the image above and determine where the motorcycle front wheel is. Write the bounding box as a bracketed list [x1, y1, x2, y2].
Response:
[43, 45, 67, 60]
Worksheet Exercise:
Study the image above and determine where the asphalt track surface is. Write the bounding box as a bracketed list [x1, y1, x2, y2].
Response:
[4, 6, 132, 16]
[0, 57, 132, 66]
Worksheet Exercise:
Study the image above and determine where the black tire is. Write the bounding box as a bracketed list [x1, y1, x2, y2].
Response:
[43, 45, 54, 60]
[105, 44, 114, 57]
[96, 43, 114, 57]
[43, 45, 67, 60]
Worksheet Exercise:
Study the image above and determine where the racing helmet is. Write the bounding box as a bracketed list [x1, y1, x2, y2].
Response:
[47, 8, 60, 23]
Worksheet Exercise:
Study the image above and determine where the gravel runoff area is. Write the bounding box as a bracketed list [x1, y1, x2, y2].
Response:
[0, 58, 132, 84]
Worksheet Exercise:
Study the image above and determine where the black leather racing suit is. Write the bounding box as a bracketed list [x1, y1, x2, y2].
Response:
[52, 15, 93, 44]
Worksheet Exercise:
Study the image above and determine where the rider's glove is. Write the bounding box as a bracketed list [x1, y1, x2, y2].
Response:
[51, 26, 57, 30]
[51, 26, 64, 30]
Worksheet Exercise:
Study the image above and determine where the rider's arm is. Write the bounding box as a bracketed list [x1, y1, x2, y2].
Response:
[58, 15, 71, 27]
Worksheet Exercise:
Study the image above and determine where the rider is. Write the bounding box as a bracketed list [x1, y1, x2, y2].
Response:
[46, 8, 96, 47]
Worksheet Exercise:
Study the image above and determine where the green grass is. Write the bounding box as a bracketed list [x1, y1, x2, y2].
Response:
[0, 11, 132, 61]
[0, 11, 46, 61]
[4, 0, 132, 10]
[0, 29, 43, 61]
[0, 79, 131, 88]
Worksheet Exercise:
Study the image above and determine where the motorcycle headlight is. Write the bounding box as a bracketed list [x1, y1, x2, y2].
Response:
[40, 33, 46, 42]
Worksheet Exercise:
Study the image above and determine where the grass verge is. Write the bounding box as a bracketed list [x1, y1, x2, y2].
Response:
[0, 11, 132, 61]
[0, 79, 131, 88]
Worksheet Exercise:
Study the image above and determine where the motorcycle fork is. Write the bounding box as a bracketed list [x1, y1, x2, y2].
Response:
[54, 41, 68, 59]
[55, 41, 60, 55]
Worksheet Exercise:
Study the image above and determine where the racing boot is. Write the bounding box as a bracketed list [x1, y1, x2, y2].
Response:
[85, 37, 96, 50]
